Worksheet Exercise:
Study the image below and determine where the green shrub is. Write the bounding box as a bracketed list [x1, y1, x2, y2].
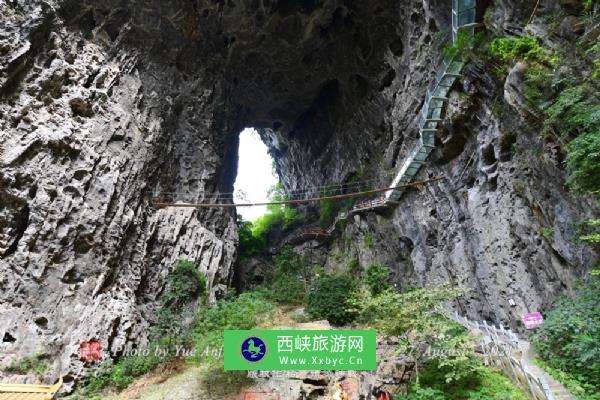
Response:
[306, 274, 356, 325]
[194, 292, 273, 355]
[523, 63, 555, 107]
[268, 273, 306, 304]
[83, 360, 113, 398]
[3, 353, 49, 376]
[412, 362, 527, 400]
[566, 129, 600, 193]
[347, 257, 361, 278]
[110, 353, 162, 390]
[398, 384, 446, 400]
[579, 219, 600, 245]
[238, 217, 264, 257]
[489, 36, 555, 65]
[247, 183, 303, 251]
[532, 280, 600, 397]
[539, 84, 600, 194]
[349, 285, 473, 383]
[584, 0, 599, 10]
[155, 259, 206, 338]
[364, 232, 375, 249]
[443, 30, 485, 61]
[365, 264, 390, 295]
[264, 246, 313, 304]
[76, 341, 170, 397]
[535, 359, 600, 400]
[545, 86, 600, 137]
[319, 196, 336, 227]
[194, 292, 274, 395]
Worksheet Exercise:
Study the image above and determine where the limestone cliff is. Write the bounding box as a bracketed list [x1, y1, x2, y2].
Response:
[0, 0, 597, 387]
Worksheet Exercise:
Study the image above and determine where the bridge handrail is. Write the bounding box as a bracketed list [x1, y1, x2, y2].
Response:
[326, 0, 481, 226]
[450, 312, 558, 400]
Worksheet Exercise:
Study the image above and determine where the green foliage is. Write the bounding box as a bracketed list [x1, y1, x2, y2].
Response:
[523, 64, 555, 107]
[444, 30, 482, 61]
[594, 59, 600, 79]
[535, 359, 600, 400]
[364, 232, 375, 249]
[487, 35, 558, 109]
[347, 257, 362, 278]
[566, 129, 600, 193]
[110, 353, 162, 390]
[306, 274, 356, 326]
[238, 218, 264, 258]
[194, 292, 273, 356]
[539, 83, 600, 194]
[364, 264, 390, 296]
[542, 227, 555, 239]
[241, 183, 303, 254]
[584, 0, 599, 10]
[264, 246, 314, 304]
[82, 359, 114, 398]
[579, 219, 600, 244]
[405, 364, 528, 400]
[3, 353, 49, 376]
[155, 259, 206, 338]
[399, 384, 446, 400]
[267, 273, 306, 304]
[349, 285, 472, 383]
[75, 340, 171, 398]
[489, 36, 556, 66]
[319, 196, 336, 227]
[532, 280, 600, 398]
[545, 86, 600, 138]
[193, 292, 274, 395]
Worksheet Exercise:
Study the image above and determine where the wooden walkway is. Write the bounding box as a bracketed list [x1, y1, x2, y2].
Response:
[0, 378, 62, 400]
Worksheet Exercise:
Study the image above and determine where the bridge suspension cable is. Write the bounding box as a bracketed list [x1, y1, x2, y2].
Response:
[152, 176, 445, 208]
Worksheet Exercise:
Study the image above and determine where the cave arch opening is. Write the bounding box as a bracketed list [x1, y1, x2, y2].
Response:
[233, 128, 278, 222]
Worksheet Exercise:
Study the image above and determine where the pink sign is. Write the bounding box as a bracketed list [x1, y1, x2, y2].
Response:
[522, 312, 544, 330]
[80, 339, 103, 361]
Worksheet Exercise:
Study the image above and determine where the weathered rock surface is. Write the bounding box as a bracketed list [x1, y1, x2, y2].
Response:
[0, 0, 598, 392]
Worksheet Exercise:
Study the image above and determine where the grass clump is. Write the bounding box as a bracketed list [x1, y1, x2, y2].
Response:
[3, 353, 49, 376]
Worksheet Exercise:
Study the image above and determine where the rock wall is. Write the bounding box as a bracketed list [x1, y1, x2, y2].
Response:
[0, 0, 239, 384]
[0, 0, 598, 387]
[274, 0, 599, 332]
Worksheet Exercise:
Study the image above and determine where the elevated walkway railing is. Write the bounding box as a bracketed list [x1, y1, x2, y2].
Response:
[450, 312, 558, 400]
[342, 0, 479, 212]
[288, 0, 483, 244]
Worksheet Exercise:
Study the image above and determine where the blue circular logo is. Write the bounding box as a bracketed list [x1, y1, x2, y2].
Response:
[241, 336, 266, 362]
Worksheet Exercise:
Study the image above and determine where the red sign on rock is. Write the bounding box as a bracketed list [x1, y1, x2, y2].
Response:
[80, 339, 103, 361]
[521, 312, 544, 330]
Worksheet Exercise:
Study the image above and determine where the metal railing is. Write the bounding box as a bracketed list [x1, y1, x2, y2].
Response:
[325, 0, 481, 229]
[452, 312, 558, 400]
